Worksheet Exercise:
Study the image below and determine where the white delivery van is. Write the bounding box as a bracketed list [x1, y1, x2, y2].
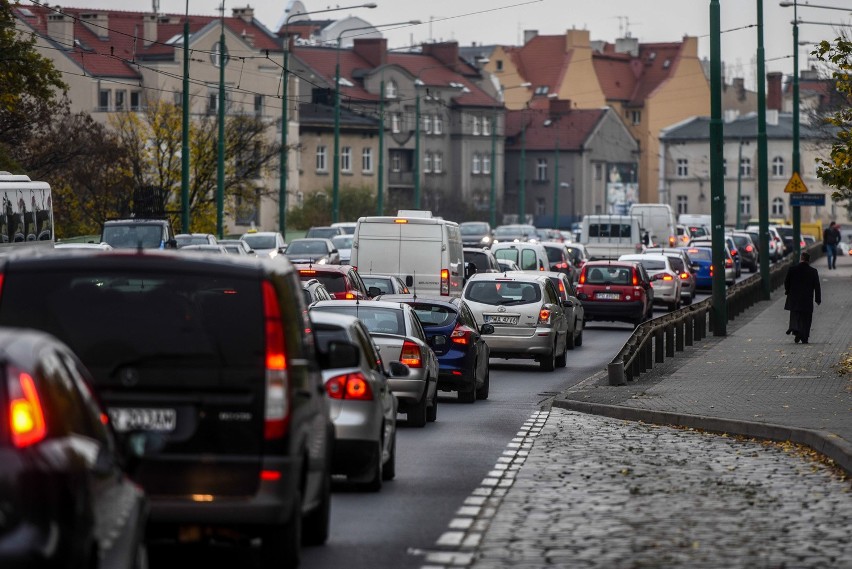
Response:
[630, 203, 676, 248]
[678, 214, 712, 233]
[0, 172, 54, 249]
[352, 210, 464, 297]
[580, 214, 644, 261]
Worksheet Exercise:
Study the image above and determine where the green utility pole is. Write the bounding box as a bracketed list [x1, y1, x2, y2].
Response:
[181, 6, 190, 233]
[279, 46, 289, 235]
[377, 78, 385, 216]
[735, 140, 743, 229]
[216, 17, 226, 239]
[414, 87, 421, 209]
[333, 58, 342, 224]
[519, 118, 527, 223]
[489, 106, 497, 228]
[757, 0, 771, 299]
[709, 0, 726, 336]
[791, 1, 802, 258]
[552, 136, 560, 229]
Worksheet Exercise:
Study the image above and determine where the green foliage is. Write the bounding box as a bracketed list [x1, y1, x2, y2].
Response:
[287, 185, 377, 229]
[814, 36, 852, 204]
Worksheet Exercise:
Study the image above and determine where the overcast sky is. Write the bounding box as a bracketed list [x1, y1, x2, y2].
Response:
[26, 0, 852, 86]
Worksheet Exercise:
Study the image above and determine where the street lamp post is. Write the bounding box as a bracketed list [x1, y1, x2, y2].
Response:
[181, 0, 190, 233]
[216, 6, 226, 239]
[333, 20, 420, 223]
[280, 4, 377, 236]
[489, 82, 529, 227]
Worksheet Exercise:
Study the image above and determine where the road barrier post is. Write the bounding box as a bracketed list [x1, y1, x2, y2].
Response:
[655, 329, 664, 364]
[666, 324, 675, 357]
[608, 361, 626, 386]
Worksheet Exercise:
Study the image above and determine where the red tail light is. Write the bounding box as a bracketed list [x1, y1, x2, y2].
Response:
[662, 274, 674, 281]
[679, 272, 689, 280]
[669, 236, 676, 247]
[538, 308, 552, 325]
[440, 269, 450, 296]
[299, 270, 317, 276]
[710, 264, 714, 275]
[557, 280, 565, 294]
[579, 271, 586, 285]
[632, 270, 638, 286]
[400, 340, 422, 368]
[725, 258, 733, 268]
[345, 292, 356, 299]
[261, 470, 282, 481]
[262, 281, 289, 440]
[325, 372, 374, 401]
[450, 324, 474, 345]
[745, 245, 753, 253]
[8, 370, 47, 448]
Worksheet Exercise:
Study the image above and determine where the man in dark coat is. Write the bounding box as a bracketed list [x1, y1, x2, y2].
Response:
[784, 252, 821, 344]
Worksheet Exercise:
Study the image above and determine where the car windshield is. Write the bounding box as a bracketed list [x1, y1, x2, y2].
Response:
[332, 235, 353, 249]
[287, 240, 329, 255]
[544, 246, 564, 262]
[307, 228, 338, 239]
[584, 266, 632, 285]
[102, 224, 164, 249]
[688, 226, 707, 237]
[465, 280, 541, 305]
[176, 235, 211, 247]
[494, 226, 531, 238]
[685, 248, 712, 261]
[361, 276, 393, 294]
[242, 234, 277, 249]
[312, 306, 405, 335]
[460, 223, 489, 235]
[565, 247, 583, 261]
[409, 303, 457, 327]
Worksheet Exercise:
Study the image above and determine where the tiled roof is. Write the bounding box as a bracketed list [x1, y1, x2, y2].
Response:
[291, 45, 377, 103]
[660, 114, 829, 141]
[299, 102, 379, 129]
[512, 35, 570, 96]
[13, 4, 281, 79]
[504, 108, 608, 151]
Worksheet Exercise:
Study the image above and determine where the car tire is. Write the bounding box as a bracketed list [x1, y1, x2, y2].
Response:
[303, 464, 331, 545]
[540, 343, 556, 372]
[382, 430, 396, 481]
[426, 388, 438, 422]
[575, 330, 583, 347]
[476, 367, 490, 400]
[408, 392, 428, 428]
[364, 440, 383, 492]
[750, 264, 757, 273]
[556, 337, 568, 368]
[458, 384, 476, 404]
[566, 324, 576, 350]
[261, 492, 301, 568]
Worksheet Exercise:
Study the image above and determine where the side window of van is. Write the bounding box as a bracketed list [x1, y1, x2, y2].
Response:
[520, 249, 538, 270]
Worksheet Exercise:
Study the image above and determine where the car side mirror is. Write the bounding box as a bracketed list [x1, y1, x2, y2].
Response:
[479, 323, 495, 335]
[319, 340, 360, 369]
[405, 275, 414, 287]
[368, 286, 382, 298]
[464, 262, 477, 279]
[562, 299, 574, 308]
[279, 247, 287, 254]
[387, 361, 410, 377]
[167, 239, 178, 249]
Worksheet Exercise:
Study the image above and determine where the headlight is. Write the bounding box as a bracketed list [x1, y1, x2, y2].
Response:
[480, 236, 491, 245]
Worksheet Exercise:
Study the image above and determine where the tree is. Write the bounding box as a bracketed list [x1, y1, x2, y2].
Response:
[288, 185, 377, 229]
[814, 35, 852, 204]
[0, 0, 67, 168]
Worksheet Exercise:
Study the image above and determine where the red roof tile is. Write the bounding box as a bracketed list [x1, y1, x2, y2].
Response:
[504, 107, 607, 151]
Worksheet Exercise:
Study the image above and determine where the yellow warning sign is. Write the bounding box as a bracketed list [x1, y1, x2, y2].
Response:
[784, 171, 808, 194]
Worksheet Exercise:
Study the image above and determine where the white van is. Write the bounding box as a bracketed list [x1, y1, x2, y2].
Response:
[490, 242, 549, 273]
[352, 210, 464, 297]
[580, 214, 644, 261]
[0, 172, 54, 248]
[630, 203, 676, 248]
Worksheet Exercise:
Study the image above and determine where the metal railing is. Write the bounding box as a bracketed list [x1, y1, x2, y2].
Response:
[606, 243, 823, 385]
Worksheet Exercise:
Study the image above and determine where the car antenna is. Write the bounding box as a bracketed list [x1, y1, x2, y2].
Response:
[412, 270, 417, 301]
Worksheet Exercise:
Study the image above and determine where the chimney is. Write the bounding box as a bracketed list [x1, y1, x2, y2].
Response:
[421, 42, 459, 68]
[733, 77, 746, 101]
[565, 29, 590, 52]
[523, 29, 538, 44]
[548, 98, 573, 116]
[47, 10, 74, 45]
[615, 36, 639, 57]
[80, 12, 109, 39]
[353, 38, 387, 68]
[767, 71, 782, 111]
[143, 13, 158, 46]
[232, 6, 253, 24]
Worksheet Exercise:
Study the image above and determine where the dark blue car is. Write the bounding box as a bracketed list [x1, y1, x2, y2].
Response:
[378, 295, 493, 403]
[681, 246, 713, 288]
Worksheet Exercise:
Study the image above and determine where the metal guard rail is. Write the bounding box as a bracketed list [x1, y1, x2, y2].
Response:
[606, 243, 823, 385]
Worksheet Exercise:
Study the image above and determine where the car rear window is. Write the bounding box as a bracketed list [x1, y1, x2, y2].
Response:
[300, 272, 345, 293]
[0, 270, 264, 370]
[493, 248, 519, 263]
[307, 228, 338, 239]
[102, 224, 164, 248]
[638, 260, 666, 271]
[588, 223, 633, 238]
[544, 246, 564, 262]
[584, 266, 632, 285]
[242, 234, 276, 249]
[667, 257, 685, 272]
[464, 251, 489, 272]
[409, 304, 457, 327]
[361, 276, 393, 294]
[287, 240, 329, 255]
[465, 280, 541, 305]
[686, 248, 712, 261]
[312, 306, 405, 335]
[732, 235, 749, 247]
[688, 226, 707, 237]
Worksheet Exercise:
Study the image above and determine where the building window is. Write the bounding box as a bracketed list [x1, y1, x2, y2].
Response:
[594, 163, 603, 181]
[740, 195, 751, 217]
[433, 153, 443, 173]
[316, 145, 327, 172]
[362, 147, 373, 173]
[341, 146, 352, 173]
[535, 197, 546, 215]
[385, 80, 397, 99]
[434, 115, 443, 135]
[482, 154, 491, 175]
[496, 60, 503, 71]
[254, 94, 264, 116]
[173, 91, 182, 107]
[772, 196, 785, 216]
[423, 152, 432, 173]
[631, 110, 641, 125]
[207, 90, 218, 114]
[423, 114, 432, 134]
[772, 156, 785, 177]
[391, 152, 401, 172]
[536, 158, 548, 181]
[115, 90, 126, 111]
[98, 89, 110, 111]
[130, 91, 142, 111]
[676, 158, 689, 178]
[472, 154, 481, 174]
[740, 157, 752, 177]
[482, 116, 491, 136]
[677, 195, 688, 215]
[472, 116, 481, 136]
[391, 113, 401, 133]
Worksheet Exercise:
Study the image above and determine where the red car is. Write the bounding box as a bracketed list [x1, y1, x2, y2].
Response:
[575, 261, 655, 327]
[296, 264, 372, 300]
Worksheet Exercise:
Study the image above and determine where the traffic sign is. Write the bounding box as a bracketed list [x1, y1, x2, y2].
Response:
[789, 193, 825, 207]
[783, 171, 808, 194]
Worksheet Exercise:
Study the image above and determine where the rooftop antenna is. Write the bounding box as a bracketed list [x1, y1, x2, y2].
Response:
[152, 0, 160, 15]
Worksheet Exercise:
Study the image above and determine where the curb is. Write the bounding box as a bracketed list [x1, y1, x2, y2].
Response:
[553, 398, 852, 476]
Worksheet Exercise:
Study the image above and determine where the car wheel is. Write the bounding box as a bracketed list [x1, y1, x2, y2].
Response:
[750, 264, 757, 273]
[426, 388, 438, 422]
[302, 464, 331, 545]
[364, 440, 383, 492]
[261, 491, 301, 567]
[382, 430, 396, 481]
[408, 392, 427, 428]
[475, 366, 490, 400]
[458, 384, 476, 404]
[540, 342, 556, 372]
[566, 324, 576, 350]
[575, 330, 583, 347]
[133, 540, 149, 569]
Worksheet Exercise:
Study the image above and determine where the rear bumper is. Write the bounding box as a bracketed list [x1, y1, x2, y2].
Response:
[485, 329, 555, 358]
[331, 439, 377, 480]
[582, 300, 644, 322]
[437, 350, 476, 391]
[388, 377, 426, 406]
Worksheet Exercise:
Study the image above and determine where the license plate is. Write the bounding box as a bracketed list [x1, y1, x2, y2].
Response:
[109, 407, 177, 433]
[486, 315, 519, 325]
[596, 292, 620, 300]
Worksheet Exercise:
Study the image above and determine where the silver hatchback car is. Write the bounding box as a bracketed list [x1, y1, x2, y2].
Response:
[462, 272, 570, 371]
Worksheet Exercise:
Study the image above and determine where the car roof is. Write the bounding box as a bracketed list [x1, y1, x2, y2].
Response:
[620, 253, 668, 261]
[468, 272, 546, 284]
[379, 294, 457, 307]
[294, 264, 351, 274]
[311, 299, 411, 310]
[308, 310, 360, 329]
[583, 260, 640, 268]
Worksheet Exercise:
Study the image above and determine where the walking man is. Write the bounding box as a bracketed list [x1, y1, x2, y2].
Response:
[784, 251, 821, 344]
[822, 221, 841, 269]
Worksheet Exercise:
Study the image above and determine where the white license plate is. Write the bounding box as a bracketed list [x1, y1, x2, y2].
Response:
[109, 407, 177, 433]
[486, 315, 519, 325]
[596, 292, 621, 300]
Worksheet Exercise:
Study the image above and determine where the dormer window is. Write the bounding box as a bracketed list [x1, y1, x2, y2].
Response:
[534, 86, 549, 96]
[385, 80, 397, 99]
[663, 59, 671, 69]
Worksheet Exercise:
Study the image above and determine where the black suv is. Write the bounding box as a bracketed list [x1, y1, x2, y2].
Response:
[0, 250, 332, 566]
[101, 218, 177, 249]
